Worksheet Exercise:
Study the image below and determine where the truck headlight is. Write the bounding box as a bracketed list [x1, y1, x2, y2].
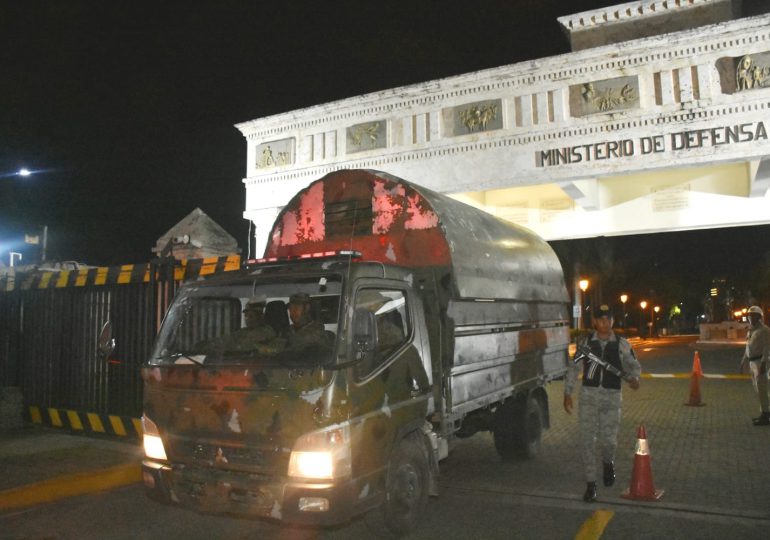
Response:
[142, 415, 168, 461]
[288, 424, 351, 480]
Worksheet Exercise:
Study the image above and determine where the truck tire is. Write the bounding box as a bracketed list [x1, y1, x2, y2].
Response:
[365, 433, 430, 538]
[493, 396, 542, 461]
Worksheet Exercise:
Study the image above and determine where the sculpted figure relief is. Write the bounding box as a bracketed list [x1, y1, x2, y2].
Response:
[582, 82, 636, 112]
[459, 103, 498, 132]
[737, 55, 770, 91]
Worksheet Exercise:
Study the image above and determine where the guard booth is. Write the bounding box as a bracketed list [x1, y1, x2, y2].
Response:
[0, 255, 240, 437]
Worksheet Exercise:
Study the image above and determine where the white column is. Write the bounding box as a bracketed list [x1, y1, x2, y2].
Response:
[248, 207, 281, 259]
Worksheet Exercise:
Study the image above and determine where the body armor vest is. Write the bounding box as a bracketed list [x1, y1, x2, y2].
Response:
[581, 338, 622, 390]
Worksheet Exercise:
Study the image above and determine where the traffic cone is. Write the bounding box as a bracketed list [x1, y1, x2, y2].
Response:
[622, 424, 664, 501]
[685, 351, 705, 407]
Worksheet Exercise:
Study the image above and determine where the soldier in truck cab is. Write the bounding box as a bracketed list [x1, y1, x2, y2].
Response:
[197, 297, 278, 356]
[286, 292, 333, 351]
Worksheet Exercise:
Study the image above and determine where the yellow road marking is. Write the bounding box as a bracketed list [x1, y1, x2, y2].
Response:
[576, 509, 614, 540]
[0, 464, 141, 511]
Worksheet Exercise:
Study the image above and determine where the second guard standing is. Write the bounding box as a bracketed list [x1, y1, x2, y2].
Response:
[564, 304, 641, 502]
[739, 305, 770, 425]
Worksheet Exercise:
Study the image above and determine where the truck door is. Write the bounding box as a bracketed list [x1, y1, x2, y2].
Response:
[349, 285, 431, 479]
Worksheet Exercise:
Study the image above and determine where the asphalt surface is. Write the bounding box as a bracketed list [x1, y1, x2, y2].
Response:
[2, 338, 769, 539]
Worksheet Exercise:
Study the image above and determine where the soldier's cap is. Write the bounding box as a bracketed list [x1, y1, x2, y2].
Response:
[748, 305, 763, 317]
[289, 292, 311, 305]
[594, 304, 612, 319]
[243, 296, 267, 312]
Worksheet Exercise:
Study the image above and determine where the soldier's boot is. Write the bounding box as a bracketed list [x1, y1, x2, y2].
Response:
[752, 412, 770, 426]
[602, 461, 615, 487]
[583, 482, 597, 503]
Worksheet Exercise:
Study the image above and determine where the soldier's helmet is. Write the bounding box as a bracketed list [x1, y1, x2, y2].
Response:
[594, 304, 612, 319]
[288, 292, 311, 306]
[748, 305, 763, 317]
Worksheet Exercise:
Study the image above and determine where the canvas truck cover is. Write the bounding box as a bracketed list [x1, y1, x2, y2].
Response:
[266, 169, 568, 303]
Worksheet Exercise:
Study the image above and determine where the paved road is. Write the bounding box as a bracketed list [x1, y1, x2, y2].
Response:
[633, 335, 745, 376]
[2, 337, 769, 539]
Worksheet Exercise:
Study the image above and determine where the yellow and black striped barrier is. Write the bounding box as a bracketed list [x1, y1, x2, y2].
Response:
[28, 405, 142, 440]
[0, 254, 241, 292]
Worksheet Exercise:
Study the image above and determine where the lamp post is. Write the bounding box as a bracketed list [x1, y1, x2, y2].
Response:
[579, 278, 590, 330]
[620, 294, 628, 329]
[653, 305, 660, 338]
[639, 301, 647, 337]
[2, 167, 49, 264]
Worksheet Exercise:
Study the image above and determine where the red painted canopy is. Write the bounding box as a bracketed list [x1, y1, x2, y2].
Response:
[266, 169, 451, 266]
[266, 169, 568, 303]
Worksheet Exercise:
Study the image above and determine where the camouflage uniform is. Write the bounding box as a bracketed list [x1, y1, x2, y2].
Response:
[287, 320, 331, 351]
[222, 325, 277, 351]
[285, 292, 333, 354]
[565, 331, 641, 483]
[200, 325, 277, 355]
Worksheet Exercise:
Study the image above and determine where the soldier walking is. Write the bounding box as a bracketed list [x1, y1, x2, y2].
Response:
[739, 306, 770, 426]
[564, 304, 641, 502]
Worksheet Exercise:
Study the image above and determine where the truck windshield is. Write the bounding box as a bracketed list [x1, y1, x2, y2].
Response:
[148, 274, 341, 367]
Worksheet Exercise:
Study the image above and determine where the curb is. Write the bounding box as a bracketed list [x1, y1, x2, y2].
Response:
[28, 406, 142, 440]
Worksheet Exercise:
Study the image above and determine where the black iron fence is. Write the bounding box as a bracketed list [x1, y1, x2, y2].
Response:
[0, 255, 239, 418]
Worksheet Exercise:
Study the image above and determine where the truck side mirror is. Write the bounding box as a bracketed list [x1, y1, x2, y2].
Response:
[98, 321, 116, 360]
[353, 308, 377, 357]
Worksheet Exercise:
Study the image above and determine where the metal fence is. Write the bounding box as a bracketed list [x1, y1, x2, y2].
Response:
[0, 255, 239, 418]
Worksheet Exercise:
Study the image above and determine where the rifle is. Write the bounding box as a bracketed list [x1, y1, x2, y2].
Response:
[574, 346, 635, 383]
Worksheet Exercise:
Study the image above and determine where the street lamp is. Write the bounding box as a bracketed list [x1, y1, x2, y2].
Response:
[653, 306, 660, 338]
[578, 279, 590, 330]
[620, 294, 628, 329]
[639, 301, 647, 336]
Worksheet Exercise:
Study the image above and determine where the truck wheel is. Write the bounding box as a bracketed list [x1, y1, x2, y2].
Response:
[365, 434, 429, 538]
[493, 396, 542, 461]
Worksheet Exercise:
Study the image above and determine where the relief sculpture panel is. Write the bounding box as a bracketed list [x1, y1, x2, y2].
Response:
[255, 138, 294, 169]
[346, 121, 387, 154]
[570, 76, 638, 117]
[442, 99, 503, 137]
[717, 51, 770, 94]
[736, 52, 770, 91]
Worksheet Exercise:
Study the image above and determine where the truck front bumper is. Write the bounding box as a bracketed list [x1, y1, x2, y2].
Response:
[142, 460, 369, 525]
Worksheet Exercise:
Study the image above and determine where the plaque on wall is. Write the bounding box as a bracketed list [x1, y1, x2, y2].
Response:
[255, 138, 295, 169]
[442, 99, 503, 137]
[346, 121, 387, 154]
[570, 76, 639, 117]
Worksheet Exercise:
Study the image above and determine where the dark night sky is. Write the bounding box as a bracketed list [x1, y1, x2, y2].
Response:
[1, 1, 769, 310]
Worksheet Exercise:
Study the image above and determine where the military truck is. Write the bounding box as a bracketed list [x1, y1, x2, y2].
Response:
[140, 169, 570, 536]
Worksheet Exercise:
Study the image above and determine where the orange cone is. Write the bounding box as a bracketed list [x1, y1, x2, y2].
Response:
[685, 351, 705, 407]
[622, 424, 664, 501]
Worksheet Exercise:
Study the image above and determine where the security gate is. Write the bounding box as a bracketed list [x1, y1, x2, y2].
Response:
[0, 256, 239, 421]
